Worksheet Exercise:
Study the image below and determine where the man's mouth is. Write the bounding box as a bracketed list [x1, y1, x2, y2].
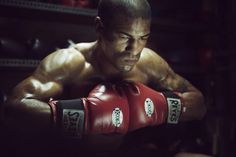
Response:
[124, 59, 137, 65]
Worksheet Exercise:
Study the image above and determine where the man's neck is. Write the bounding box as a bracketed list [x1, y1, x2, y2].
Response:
[93, 42, 124, 78]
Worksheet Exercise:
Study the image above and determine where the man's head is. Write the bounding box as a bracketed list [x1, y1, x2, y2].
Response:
[97, 0, 151, 29]
[96, 0, 152, 73]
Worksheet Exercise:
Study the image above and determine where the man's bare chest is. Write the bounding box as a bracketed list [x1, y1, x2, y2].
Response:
[63, 64, 149, 98]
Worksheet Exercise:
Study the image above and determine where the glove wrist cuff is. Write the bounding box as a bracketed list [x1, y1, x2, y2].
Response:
[162, 92, 183, 124]
[48, 98, 85, 138]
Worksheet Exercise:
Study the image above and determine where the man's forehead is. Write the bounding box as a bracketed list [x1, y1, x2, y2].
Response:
[112, 14, 150, 23]
[110, 16, 151, 30]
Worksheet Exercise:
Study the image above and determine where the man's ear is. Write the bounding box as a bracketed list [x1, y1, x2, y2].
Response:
[95, 16, 104, 33]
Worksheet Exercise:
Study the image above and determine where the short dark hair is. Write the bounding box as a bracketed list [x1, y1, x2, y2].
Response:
[98, 0, 151, 28]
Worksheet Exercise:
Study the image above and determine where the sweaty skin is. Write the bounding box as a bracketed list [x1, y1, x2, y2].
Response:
[3, 16, 205, 145]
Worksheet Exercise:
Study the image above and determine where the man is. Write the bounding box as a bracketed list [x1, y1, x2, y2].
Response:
[2, 0, 206, 155]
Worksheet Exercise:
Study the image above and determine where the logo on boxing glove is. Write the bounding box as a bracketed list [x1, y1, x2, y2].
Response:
[62, 109, 84, 138]
[112, 108, 123, 127]
[144, 98, 154, 117]
[167, 98, 181, 124]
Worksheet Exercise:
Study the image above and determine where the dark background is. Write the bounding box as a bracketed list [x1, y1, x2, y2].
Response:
[0, 0, 235, 157]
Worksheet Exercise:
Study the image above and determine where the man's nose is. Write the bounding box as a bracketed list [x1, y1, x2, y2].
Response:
[126, 39, 141, 56]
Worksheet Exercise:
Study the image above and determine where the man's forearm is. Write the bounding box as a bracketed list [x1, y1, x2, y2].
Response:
[3, 98, 52, 131]
[179, 91, 206, 121]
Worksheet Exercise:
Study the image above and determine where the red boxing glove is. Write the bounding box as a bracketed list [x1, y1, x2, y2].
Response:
[122, 81, 183, 132]
[84, 83, 129, 135]
[49, 82, 129, 138]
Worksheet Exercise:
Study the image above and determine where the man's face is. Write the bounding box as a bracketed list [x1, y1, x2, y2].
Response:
[99, 16, 151, 73]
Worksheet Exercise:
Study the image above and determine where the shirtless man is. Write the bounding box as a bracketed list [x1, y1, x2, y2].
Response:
[2, 0, 206, 154]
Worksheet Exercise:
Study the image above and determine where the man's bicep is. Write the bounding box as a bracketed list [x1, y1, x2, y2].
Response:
[12, 49, 86, 101]
[159, 66, 197, 93]
[146, 50, 194, 92]
[10, 75, 63, 102]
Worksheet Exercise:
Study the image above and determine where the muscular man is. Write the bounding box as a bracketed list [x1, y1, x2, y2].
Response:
[2, 0, 206, 153]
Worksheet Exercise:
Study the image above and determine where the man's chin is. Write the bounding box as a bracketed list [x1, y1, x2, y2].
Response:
[119, 65, 132, 72]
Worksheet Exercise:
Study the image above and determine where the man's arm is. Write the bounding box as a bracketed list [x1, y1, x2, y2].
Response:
[142, 49, 206, 121]
[4, 76, 63, 130]
[159, 69, 206, 121]
[3, 48, 85, 130]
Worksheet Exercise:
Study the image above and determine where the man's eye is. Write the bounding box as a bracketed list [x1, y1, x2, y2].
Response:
[120, 36, 129, 39]
[141, 36, 149, 41]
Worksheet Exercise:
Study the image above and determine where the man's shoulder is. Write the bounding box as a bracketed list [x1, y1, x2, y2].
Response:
[140, 47, 164, 62]
[46, 47, 85, 66]
[48, 41, 96, 60]
[36, 47, 86, 77]
[137, 47, 170, 81]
